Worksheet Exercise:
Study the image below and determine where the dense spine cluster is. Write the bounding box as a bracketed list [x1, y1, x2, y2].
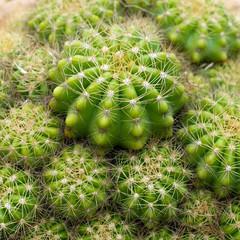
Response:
[0, 103, 62, 168]
[177, 92, 240, 198]
[43, 144, 111, 219]
[112, 140, 191, 229]
[49, 20, 187, 151]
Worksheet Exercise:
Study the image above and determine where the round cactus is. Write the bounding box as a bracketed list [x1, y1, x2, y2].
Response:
[177, 92, 240, 198]
[220, 199, 240, 239]
[49, 19, 188, 152]
[141, 226, 178, 240]
[112, 140, 191, 229]
[43, 144, 111, 220]
[74, 210, 137, 239]
[0, 163, 40, 239]
[179, 190, 219, 231]
[22, 215, 71, 240]
[0, 103, 62, 168]
[180, 229, 218, 240]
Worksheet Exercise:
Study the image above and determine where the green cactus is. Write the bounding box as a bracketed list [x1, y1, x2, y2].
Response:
[124, 0, 240, 63]
[180, 229, 218, 240]
[179, 190, 219, 231]
[22, 214, 71, 240]
[43, 144, 111, 220]
[112, 139, 191, 229]
[0, 103, 62, 168]
[49, 20, 188, 152]
[177, 92, 240, 198]
[0, 163, 40, 239]
[220, 199, 240, 240]
[141, 226, 178, 240]
[74, 210, 137, 239]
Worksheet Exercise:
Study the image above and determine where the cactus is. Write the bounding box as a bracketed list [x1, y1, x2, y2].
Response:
[141, 226, 178, 240]
[21, 214, 71, 240]
[49, 19, 188, 152]
[124, 0, 240, 63]
[179, 190, 219, 231]
[180, 229, 218, 240]
[28, 0, 123, 44]
[43, 144, 111, 220]
[220, 199, 240, 240]
[74, 210, 137, 239]
[112, 139, 191, 229]
[0, 103, 62, 168]
[177, 92, 240, 198]
[0, 163, 40, 239]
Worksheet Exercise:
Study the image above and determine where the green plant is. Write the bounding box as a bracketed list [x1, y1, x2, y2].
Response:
[49, 19, 188, 152]
[177, 92, 240, 198]
[74, 210, 137, 239]
[0, 163, 40, 239]
[141, 226, 178, 240]
[112, 139, 191, 229]
[43, 144, 111, 219]
[0, 103, 62, 168]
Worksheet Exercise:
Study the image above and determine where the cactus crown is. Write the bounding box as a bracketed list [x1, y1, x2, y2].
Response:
[0, 103, 62, 168]
[49, 18, 187, 151]
[112, 140, 191, 229]
[43, 144, 111, 219]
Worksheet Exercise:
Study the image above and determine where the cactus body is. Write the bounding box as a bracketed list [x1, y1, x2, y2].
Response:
[43, 144, 111, 219]
[177, 92, 240, 198]
[0, 163, 40, 239]
[0, 103, 62, 168]
[112, 140, 191, 229]
[49, 20, 187, 151]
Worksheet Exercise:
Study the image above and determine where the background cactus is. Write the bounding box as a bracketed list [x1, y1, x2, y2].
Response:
[179, 189, 219, 231]
[112, 139, 192, 229]
[49, 19, 188, 152]
[43, 144, 111, 220]
[74, 210, 137, 239]
[0, 163, 41, 239]
[0, 103, 62, 168]
[177, 92, 240, 198]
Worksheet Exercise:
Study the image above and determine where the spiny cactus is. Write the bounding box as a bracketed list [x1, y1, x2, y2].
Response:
[0, 103, 62, 168]
[28, 0, 123, 44]
[112, 139, 191, 229]
[180, 229, 218, 240]
[43, 144, 111, 220]
[124, 0, 240, 63]
[49, 19, 188, 152]
[177, 92, 240, 198]
[179, 190, 219, 231]
[0, 163, 40, 239]
[11, 44, 56, 101]
[140, 226, 178, 239]
[74, 210, 137, 239]
[21, 214, 71, 240]
[220, 199, 240, 240]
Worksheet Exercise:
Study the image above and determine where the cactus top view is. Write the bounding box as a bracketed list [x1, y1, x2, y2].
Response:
[112, 140, 192, 229]
[49, 19, 188, 152]
[0, 103, 62, 168]
[177, 92, 240, 198]
[0, 163, 40, 239]
[124, 0, 240, 63]
[43, 144, 111, 220]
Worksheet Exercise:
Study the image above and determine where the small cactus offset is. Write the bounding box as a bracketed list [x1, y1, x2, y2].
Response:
[112, 140, 192, 229]
[180, 229, 218, 240]
[21, 214, 71, 240]
[220, 199, 240, 240]
[179, 190, 219, 231]
[0, 163, 41, 239]
[177, 92, 240, 198]
[49, 19, 188, 152]
[74, 210, 137, 239]
[0, 103, 62, 168]
[43, 144, 111, 220]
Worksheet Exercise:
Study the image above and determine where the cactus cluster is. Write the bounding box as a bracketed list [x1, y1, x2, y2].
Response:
[124, 0, 240, 63]
[0, 163, 40, 239]
[49, 19, 188, 152]
[43, 144, 111, 219]
[177, 92, 240, 198]
[0, 103, 62, 168]
[112, 140, 191, 229]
